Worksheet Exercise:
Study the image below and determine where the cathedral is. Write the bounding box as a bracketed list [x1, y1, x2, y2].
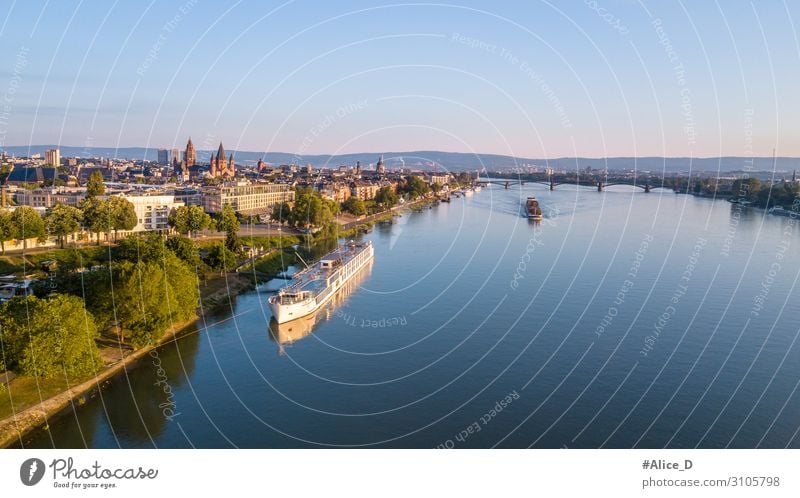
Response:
[173, 137, 196, 181]
[184, 137, 197, 167]
[209, 142, 235, 178]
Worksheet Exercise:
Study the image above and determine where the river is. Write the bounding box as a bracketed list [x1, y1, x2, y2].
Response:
[20, 185, 800, 448]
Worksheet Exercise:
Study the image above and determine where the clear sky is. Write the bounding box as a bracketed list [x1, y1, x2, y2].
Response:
[0, 0, 797, 158]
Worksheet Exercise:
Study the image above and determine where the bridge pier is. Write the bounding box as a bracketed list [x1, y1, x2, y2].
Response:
[597, 181, 603, 192]
[550, 179, 555, 191]
[644, 184, 650, 193]
[504, 181, 510, 189]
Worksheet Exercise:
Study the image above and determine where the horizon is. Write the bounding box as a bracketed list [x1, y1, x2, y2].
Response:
[1, 1, 798, 157]
[2, 143, 797, 162]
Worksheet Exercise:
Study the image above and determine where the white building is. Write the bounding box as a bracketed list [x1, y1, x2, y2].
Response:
[202, 182, 294, 214]
[117, 193, 184, 232]
[429, 174, 450, 186]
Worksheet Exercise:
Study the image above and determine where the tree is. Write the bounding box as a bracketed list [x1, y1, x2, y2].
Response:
[168, 206, 189, 234]
[168, 205, 212, 238]
[81, 197, 112, 245]
[114, 232, 165, 263]
[399, 176, 431, 199]
[59, 233, 200, 344]
[108, 196, 137, 240]
[165, 235, 201, 267]
[46, 203, 83, 248]
[114, 261, 176, 347]
[325, 197, 340, 217]
[218, 204, 241, 253]
[203, 243, 237, 273]
[342, 197, 366, 216]
[270, 202, 292, 224]
[91, 236, 199, 346]
[0, 210, 13, 254]
[289, 188, 335, 228]
[11, 206, 46, 250]
[0, 295, 101, 378]
[375, 186, 399, 208]
[86, 170, 105, 198]
[731, 177, 761, 203]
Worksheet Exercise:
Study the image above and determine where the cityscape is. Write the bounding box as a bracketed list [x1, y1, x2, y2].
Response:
[1, 1, 799, 495]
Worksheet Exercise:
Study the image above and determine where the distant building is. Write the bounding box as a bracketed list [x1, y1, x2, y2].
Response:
[5, 166, 59, 186]
[209, 142, 235, 178]
[157, 148, 181, 166]
[320, 183, 352, 203]
[77, 166, 114, 184]
[173, 187, 202, 207]
[430, 174, 449, 186]
[351, 181, 381, 201]
[376, 155, 385, 175]
[202, 183, 294, 214]
[14, 187, 87, 208]
[45, 148, 60, 167]
[184, 137, 197, 167]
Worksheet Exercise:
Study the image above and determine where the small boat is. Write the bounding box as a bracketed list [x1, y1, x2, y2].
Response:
[525, 197, 543, 221]
[769, 206, 799, 218]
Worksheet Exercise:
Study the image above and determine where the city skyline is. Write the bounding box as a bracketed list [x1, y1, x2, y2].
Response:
[0, 1, 798, 158]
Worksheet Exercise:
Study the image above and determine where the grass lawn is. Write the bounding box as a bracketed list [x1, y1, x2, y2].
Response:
[252, 250, 297, 275]
[0, 373, 94, 421]
[0, 246, 108, 276]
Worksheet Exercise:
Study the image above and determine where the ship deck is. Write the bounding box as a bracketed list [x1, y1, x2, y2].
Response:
[280, 242, 371, 294]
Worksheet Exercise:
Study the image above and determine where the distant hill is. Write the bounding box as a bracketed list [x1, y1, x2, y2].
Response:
[1, 145, 797, 173]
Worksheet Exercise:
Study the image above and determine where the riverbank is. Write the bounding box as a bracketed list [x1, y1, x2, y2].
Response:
[0, 271, 255, 448]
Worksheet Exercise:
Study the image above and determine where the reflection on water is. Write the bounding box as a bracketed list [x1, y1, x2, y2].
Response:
[18, 322, 202, 448]
[268, 259, 374, 353]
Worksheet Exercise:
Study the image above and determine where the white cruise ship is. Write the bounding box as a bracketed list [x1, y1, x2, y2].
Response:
[268, 258, 373, 352]
[268, 240, 374, 323]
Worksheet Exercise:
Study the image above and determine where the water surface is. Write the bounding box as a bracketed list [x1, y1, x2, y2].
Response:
[21, 185, 800, 448]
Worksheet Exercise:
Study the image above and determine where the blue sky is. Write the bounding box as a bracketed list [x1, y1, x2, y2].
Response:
[0, 0, 797, 157]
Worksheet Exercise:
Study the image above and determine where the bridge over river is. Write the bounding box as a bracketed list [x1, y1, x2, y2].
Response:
[477, 176, 659, 193]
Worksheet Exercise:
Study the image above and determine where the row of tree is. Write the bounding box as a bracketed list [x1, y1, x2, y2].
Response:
[168, 204, 241, 272]
[273, 182, 420, 227]
[0, 232, 203, 378]
[729, 177, 800, 209]
[270, 187, 340, 228]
